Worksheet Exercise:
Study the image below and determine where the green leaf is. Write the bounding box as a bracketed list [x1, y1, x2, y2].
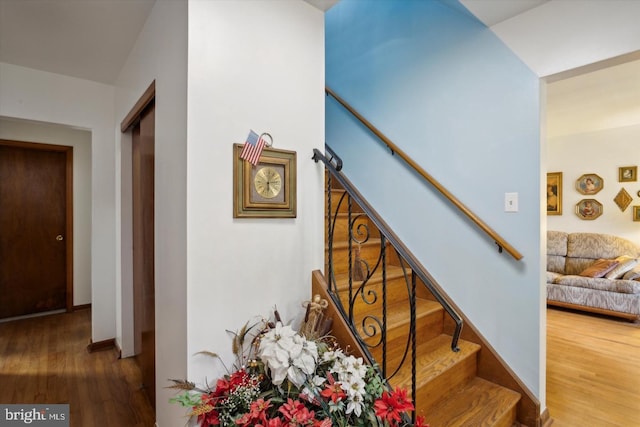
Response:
[169, 392, 202, 408]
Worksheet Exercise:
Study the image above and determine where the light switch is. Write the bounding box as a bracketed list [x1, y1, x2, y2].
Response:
[505, 192, 518, 212]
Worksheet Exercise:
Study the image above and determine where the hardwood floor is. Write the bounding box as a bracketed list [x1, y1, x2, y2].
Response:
[546, 307, 640, 427]
[0, 309, 155, 426]
[3, 305, 637, 426]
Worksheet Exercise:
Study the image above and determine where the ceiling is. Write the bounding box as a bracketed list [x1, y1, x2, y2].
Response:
[0, 0, 155, 85]
[1, 0, 638, 137]
[0, 0, 550, 85]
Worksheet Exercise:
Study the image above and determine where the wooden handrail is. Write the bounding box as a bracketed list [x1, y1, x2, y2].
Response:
[325, 86, 523, 261]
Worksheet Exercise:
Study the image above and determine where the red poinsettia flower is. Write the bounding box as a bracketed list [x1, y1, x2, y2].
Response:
[197, 393, 220, 426]
[213, 377, 230, 397]
[320, 373, 346, 403]
[260, 419, 283, 427]
[196, 407, 219, 426]
[374, 387, 415, 425]
[236, 398, 273, 426]
[279, 399, 318, 425]
[313, 418, 332, 427]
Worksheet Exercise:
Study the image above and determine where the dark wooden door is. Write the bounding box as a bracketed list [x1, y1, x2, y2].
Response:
[132, 102, 156, 409]
[0, 142, 71, 319]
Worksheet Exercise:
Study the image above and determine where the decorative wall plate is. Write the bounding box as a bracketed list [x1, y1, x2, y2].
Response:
[576, 173, 603, 195]
[614, 188, 632, 212]
[575, 199, 602, 220]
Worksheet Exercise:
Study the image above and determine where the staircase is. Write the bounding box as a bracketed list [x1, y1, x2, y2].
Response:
[324, 179, 523, 427]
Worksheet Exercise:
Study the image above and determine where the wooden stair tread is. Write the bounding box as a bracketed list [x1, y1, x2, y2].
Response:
[423, 377, 521, 427]
[392, 335, 480, 389]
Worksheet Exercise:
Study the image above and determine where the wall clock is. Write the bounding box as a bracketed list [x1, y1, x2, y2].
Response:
[233, 144, 296, 218]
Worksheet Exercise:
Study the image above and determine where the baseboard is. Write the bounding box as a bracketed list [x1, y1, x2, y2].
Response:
[73, 303, 91, 311]
[540, 408, 552, 427]
[86, 338, 116, 353]
[115, 339, 122, 359]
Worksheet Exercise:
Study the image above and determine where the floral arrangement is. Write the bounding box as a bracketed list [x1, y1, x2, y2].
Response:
[169, 297, 428, 427]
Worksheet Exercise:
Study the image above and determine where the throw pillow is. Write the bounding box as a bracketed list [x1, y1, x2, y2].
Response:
[623, 265, 640, 280]
[604, 255, 638, 279]
[579, 259, 619, 278]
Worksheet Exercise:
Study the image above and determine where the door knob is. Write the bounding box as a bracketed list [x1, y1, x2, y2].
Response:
[56, 235, 64, 241]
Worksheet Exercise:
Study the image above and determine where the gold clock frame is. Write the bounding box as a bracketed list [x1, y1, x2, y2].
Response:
[233, 143, 296, 218]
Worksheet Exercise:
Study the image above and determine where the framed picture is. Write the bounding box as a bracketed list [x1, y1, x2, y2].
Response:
[576, 173, 603, 195]
[546, 172, 562, 215]
[575, 199, 603, 220]
[634, 206, 640, 222]
[233, 144, 297, 218]
[619, 166, 637, 182]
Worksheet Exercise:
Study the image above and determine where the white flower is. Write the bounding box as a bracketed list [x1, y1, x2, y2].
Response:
[321, 348, 345, 363]
[258, 322, 318, 387]
[346, 356, 368, 379]
[259, 322, 297, 358]
[345, 392, 365, 416]
[342, 375, 366, 400]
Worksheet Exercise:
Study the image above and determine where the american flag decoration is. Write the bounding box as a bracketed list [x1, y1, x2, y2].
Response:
[240, 130, 267, 166]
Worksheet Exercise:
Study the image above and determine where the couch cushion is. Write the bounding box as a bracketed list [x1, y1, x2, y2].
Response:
[554, 275, 640, 294]
[623, 265, 640, 281]
[578, 259, 619, 278]
[547, 271, 563, 284]
[547, 231, 568, 273]
[547, 255, 566, 274]
[547, 231, 568, 256]
[567, 232, 640, 259]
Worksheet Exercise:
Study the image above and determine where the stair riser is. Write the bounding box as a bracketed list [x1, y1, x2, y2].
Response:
[415, 356, 477, 416]
[367, 312, 445, 363]
[494, 406, 517, 427]
[326, 192, 363, 215]
[335, 277, 414, 312]
[325, 242, 384, 275]
[326, 215, 380, 242]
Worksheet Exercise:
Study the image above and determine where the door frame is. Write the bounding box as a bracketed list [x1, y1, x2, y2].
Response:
[0, 139, 74, 312]
[121, 80, 156, 409]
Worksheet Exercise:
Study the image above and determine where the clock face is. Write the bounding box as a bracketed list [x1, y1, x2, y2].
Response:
[254, 166, 282, 199]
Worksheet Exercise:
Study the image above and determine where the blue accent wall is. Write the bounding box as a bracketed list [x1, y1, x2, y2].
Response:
[326, 0, 541, 396]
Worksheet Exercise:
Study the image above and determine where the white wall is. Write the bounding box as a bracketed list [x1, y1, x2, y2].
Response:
[0, 62, 116, 343]
[187, 0, 324, 388]
[114, 1, 188, 424]
[547, 124, 640, 242]
[0, 117, 92, 306]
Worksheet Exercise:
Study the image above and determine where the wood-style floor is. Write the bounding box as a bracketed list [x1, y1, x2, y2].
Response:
[2, 306, 638, 426]
[546, 307, 640, 427]
[0, 309, 155, 426]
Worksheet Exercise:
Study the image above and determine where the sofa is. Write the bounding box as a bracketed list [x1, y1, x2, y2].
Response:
[546, 231, 640, 320]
